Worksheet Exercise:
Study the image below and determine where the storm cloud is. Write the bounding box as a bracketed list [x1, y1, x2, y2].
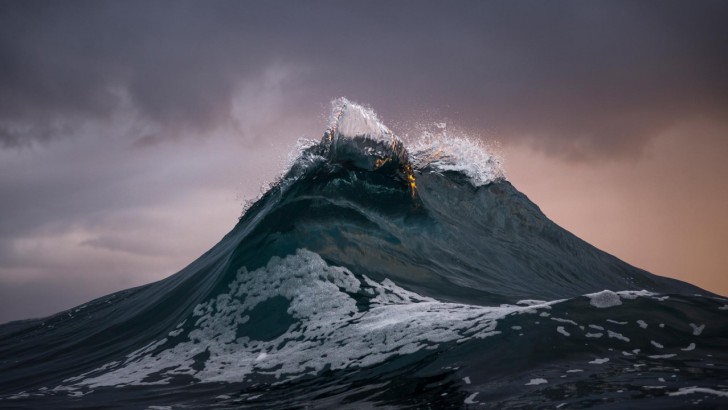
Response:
[2, 1, 727, 156]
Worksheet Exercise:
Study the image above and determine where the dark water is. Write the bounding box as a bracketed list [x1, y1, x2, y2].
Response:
[1, 101, 727, 408]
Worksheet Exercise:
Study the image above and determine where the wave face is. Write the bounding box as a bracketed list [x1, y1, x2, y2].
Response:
[1, 99, 727, 409]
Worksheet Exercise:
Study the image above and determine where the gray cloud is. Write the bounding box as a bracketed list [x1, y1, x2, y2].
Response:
[0, 126, 291, 322]
[1, 1, 726, 157]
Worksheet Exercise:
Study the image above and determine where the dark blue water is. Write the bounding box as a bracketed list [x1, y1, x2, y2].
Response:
[1, 100, 726, 408]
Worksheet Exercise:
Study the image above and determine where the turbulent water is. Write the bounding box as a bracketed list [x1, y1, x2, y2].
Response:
[1, 99, 727, 409]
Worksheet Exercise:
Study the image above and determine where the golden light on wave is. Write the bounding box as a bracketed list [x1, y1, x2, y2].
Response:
[374, 157, 391, 168]
[404, 163, 417, 197]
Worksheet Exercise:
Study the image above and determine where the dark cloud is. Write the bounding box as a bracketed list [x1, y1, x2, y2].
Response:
[1, 0, 726, 157]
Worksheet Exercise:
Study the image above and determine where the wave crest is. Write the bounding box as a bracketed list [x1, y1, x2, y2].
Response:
[410, 130, 505, 187]
[288, 98, 504, 190]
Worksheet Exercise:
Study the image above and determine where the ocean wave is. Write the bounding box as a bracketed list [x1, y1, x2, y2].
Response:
[21, 249, 727, 406]
[1, 98, 725, 409]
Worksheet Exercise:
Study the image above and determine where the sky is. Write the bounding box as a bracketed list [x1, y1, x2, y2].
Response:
[1, 0, 727, 323]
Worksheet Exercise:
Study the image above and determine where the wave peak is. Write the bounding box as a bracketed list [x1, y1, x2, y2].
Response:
[326, 97, 393, 141]
[298, 98, 505, 191]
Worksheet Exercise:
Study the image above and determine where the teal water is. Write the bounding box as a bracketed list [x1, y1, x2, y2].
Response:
[1, 100, 726, 409]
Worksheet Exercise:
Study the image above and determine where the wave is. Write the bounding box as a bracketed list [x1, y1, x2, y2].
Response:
[0, 98, 726, 409]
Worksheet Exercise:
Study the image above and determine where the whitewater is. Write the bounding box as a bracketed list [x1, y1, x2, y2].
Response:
[0, 98, 726, 409]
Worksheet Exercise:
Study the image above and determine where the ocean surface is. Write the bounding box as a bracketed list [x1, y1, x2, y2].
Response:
[1, 99, 726, 409]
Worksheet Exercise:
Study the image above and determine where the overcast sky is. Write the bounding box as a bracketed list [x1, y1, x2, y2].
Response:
[1, 0, 727, 323]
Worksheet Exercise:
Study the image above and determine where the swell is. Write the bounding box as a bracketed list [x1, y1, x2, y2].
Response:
[0, 99, 724, 408]
[2, 246, 725, 406]
[225, 156, 703, 305]
[0, 115, 707, 393]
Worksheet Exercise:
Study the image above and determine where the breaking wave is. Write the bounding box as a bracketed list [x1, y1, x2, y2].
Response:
[0, 99, 726, 409]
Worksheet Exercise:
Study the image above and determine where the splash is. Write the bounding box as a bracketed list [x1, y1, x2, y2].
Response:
[408, 123, 505, 187]
[326, 97, 393, 141]
[289, 97, 504, 192]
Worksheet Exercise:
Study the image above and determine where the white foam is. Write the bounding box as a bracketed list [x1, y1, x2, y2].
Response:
[63, 249, 554, 390]
[636, 320, 648, 329]
[586, 290, 622, 308]
[525, 378, 548, 386]
[551, 317, 578, 326]
[409, 132, 504, 187]
[669, 387, 728, 398]
[516, 299, 548, 306]
[167, 328, 183, 337]
[39, 246, 712, 396]
[651, 340, 664, 349]
[689, 323, 705, 336]
[648, 354, 676, 359]
[606, 319, 628, 325]
[616, 290, 656, 299]
[681, 343, 696, 351]
[607, 330, 630, 342]
[464, 392, 480, 404]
